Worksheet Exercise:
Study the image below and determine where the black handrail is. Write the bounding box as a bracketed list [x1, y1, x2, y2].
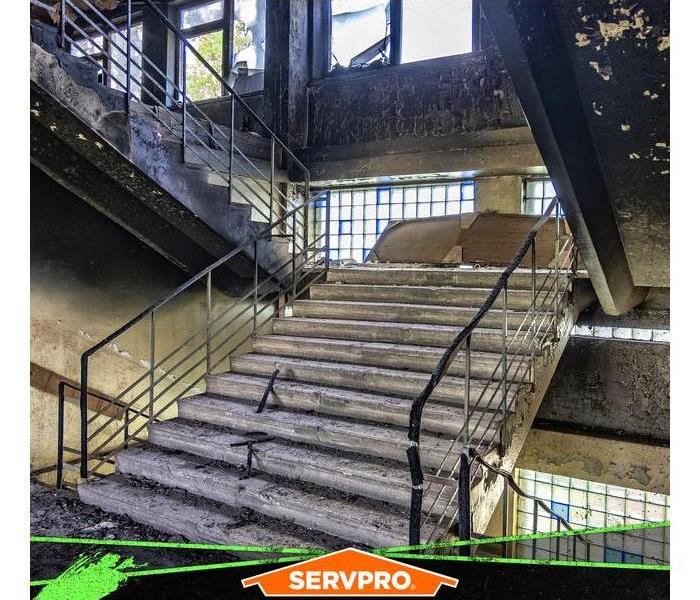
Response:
[406, 197, 561, 545]
[77, 191, 324, 477]
[469, 449, 591, 561]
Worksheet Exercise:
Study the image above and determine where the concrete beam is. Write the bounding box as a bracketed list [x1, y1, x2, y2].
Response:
[539, 337, 669, 443]
[518, 428, 669, 495]
[482, 0, 650, 315]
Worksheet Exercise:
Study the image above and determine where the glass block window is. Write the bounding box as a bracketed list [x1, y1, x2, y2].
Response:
[315, 181, 475, 262]
[523, 178, 556, 215]
[515, 469, 670, 565]
[571, 325, 670, 343]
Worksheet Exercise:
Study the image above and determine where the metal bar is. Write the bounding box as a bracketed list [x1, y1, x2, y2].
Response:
[59, 0, 66, 49]
[253, 240, 259, 331]
[270, 140, 275, 223]
[123, 409, 129, 449]
[530, 238, 536, 384]
[324, 193, 331, 270]
[501, 280, 508, 450]
[149, 311, 155, 419]
[555, 200, 561, 316]
[256, 369, 280, 413]
[181, 43, 187, 162]
[206, 271, 212, 374]
[457, 450, 471, 555]
[556, 519, 561, 560]
[502, 481, 509, 557]
[79, 356, 89, 479]
[57, 382, 66, 488]
[125, 0, 132, 112]
[229, 92, 235, 204]
[532, 505, 538, 559]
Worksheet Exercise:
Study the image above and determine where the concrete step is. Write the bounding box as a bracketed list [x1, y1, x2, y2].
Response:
[115, 446, 426, 547]
[206, 372, 507, 435]
[310, 283, 540, 311]
[291, 299, 550, 331]
[227, 354, 520, 408]
[78, 475, 327, 548]
[149, 419, 456, 513]
[327, 266, 552, 290]
[273, 317, 548, 354]
[251, 335, 531, 382]
[177, 395, 493, 470]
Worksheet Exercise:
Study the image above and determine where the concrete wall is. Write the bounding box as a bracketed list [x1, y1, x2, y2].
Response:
[538, 336, 669, 443]
[475, 175, 523, 213]
[30, 167, 255, 484]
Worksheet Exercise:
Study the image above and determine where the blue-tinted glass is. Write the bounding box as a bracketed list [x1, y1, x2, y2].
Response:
[623, 552, 643, 565]
[363, 248, 372, 260]
[329, 249, 339, 260]
[315, 195, 327, 208]
[550, 502, 569, 521]
[461, 182, 475, 200]
[376, 219, 390, 234]
[339, 220, 352, 234]
[377, 188, 391, 204]
[604, 548, 624, 563]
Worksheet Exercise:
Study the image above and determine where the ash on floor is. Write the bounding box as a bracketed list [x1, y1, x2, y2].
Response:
[30, 482, 252, 581]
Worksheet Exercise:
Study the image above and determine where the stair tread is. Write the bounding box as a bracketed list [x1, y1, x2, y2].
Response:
[227, 353, 520, 407]
[294, 298, 544, 316]
[78, 475, 330, 549]
[115, 446, 430, 547]
[149, 419, 457, 510]
[177, 395, 493, 469]
[207, 371, 506, 435]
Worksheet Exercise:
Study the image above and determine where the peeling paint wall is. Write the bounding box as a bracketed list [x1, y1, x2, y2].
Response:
[307, 49, 527, 148]
[539, 337, 669, 442]
[30, 167, 253, 484]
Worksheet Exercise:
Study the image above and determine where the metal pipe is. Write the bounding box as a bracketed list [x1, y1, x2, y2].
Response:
[501, 281, 508, 450]
[324, 192, 331, 270]
[123, 408, 129, 449]
[502, 480, 509, 557]
[59, 0, 66, 49]
[79, 356, 89, 479]
[253, 240, 259, 331]
[530, 238, 536, 384]
[556, 519, 561, 560]
[532, 505, 538, 559]
[457, 449, 471, 555]
[229, 92, 235, 203]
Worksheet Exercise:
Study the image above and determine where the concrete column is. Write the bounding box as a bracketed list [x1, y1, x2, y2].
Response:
[474, 175, 523, 214]
[141, 1, 174, 107]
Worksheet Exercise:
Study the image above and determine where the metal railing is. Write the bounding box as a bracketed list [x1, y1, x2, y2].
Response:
[406, 197, 577, 545]
[61, 192, 328, 483]
[34, 0, 309, 224]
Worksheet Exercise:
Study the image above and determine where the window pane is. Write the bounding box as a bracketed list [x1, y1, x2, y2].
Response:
[71, 35, 104, 57]
[331, 0, 390, 69]
[186, 30, 224, 101]
[181, 1, 224, 29]
[109, 25, 143, 97]
[401, 0, 473, 64]
[234, 0, 266, 71]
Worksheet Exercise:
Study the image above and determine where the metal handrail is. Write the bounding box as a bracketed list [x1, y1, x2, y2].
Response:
[76, 191, 327, 478]
[468, 449, 591, 561]
[406, 197, 572, 545]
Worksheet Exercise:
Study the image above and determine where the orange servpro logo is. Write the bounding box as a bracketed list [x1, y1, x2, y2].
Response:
[241, 548, 458, 597]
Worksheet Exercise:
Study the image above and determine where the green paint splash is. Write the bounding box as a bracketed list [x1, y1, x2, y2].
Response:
[35, 552, 137, 600]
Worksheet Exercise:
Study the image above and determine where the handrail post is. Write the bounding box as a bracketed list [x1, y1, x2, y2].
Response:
[253, 240, 259, 331]
[532, 504, 538, 559]
[555, 199, 561, 317]
[304, 174, 311, 260]
[57, 382, 65, 489]
[181, 41, 187, 163]
[229, 92, 235, 203]
[269, 140, 275, 224]
[125, 0, 132, 114]
[292, 216, 298, 296]
[206, 271, 212, 374]
[149, 311, 155, 419]
[123, 408, 130, 449]
[501, 481, 509, 557]
[501, 280, 508, 451]
[324, 192, 331, 270]
[556, 519, 561, 560]
[58, 0, 67, 50]
[79, 356, 89, 479]
[458, 335, 472, 554]
[530, 238, 536, 384]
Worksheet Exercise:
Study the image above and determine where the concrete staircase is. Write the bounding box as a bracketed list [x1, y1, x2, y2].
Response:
[78, 264, 575, 548]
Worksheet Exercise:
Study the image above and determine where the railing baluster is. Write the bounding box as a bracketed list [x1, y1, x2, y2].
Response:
[206, 271, 212, 374]
[532, 504, 538, 559]
[253, 240, 259, 331]
[149, 311, 155, 419]
[57, 382, 65, 489]
[501, 280, 508, 450]
[123, 408, 129, 449]
[125, 0, 132, 114]
[324, 192, 331, 270]
[556, 519, 561, 560]
[59, 0, 66, 50]
[458, 335, 472, 554]
[181, 41, 187, 163]
[270, 140, 275, 224]
[502, 480, 509, 557]
[530, 238, 536, 384]
[229, 91, 235, 204]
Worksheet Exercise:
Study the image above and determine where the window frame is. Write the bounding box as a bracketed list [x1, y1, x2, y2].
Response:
[319, 0, 483, 77]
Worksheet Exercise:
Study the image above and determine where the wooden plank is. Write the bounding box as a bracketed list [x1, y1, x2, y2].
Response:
[30, 362, 125, 420]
